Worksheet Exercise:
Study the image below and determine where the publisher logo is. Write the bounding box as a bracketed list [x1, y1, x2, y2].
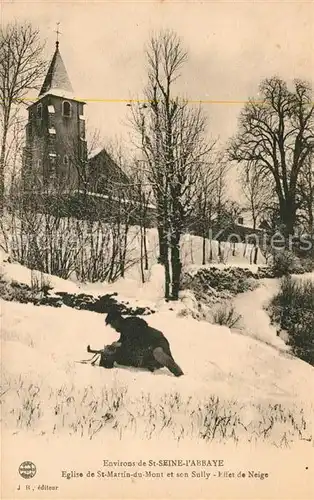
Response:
[19, 461, 37, 479]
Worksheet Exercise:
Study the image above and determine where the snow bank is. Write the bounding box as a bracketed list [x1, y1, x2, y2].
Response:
[0, 249, 81, 294]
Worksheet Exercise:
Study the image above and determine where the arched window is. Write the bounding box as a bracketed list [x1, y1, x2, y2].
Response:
[37, 103, 43, 119]
[62, 101, 72, 118]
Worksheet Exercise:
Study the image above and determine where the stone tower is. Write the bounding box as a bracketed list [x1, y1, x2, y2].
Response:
[23, 41, 86, 191]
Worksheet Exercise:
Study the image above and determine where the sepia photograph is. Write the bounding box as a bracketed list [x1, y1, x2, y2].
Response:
[0, 0, 313, 499]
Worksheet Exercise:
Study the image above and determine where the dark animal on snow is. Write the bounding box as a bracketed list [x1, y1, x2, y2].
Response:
[104, 309, 184, 377]
[86, 343, 161, 372]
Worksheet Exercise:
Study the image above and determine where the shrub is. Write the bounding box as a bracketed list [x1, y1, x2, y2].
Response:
[180, 266, 258, 298]
[1, 209, 137, 283]
[0, 279, 34, 303]
[30, 270, 52, 296]
[212, 304, 241, 329]
[300, 257, 314, 273]
[268, 276, 314, 365]
[179, 267, 257, 324]
[271, 250, 304, 277]
[0, 275, 155, 316]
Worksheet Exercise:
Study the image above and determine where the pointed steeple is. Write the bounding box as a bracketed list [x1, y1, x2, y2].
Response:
[39, 42, 74, 97]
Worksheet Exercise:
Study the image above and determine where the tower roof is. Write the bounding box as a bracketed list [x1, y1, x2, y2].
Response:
[39, 42, 74, 98]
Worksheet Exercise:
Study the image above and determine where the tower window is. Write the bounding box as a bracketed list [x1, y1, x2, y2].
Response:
[37, 103, 43, 119]
[49, 153, 57, 165]
[63, 155, 69, 165]
[62, 101, 72, 118]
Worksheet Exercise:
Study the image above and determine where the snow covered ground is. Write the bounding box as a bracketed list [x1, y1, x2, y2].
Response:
[2, 298, 313, 405]
[1, 247, 313, 410]
[1, 254, 314, 422]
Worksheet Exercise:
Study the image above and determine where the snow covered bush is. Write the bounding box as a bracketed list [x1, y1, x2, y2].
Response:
[0, 278, 34, 303]
[1, 210, 137, 283]
[271, 250, 304, 277]
[180, 266, 258, 299]
[268, 276, 314, 365]
[0, 275, 155, 315]
[178, 267, 257, 325]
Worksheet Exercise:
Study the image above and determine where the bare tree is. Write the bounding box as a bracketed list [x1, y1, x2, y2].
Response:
[128, 159, 153, 282]
[229, 77, 314, 237]
[6, 116, 25, 198]
[131, 30, 213, 299]
[240, 161, 274, 230]
[193, 151, 225, 264]
[0, 22, 46, 211]
[210, 159, 233, 260]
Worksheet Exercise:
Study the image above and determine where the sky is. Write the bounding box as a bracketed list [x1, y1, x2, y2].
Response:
[1, 0, 314, 198]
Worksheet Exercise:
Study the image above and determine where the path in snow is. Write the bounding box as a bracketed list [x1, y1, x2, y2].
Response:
[233, 278, 289, 350]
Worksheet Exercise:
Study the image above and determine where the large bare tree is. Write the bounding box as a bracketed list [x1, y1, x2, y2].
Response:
[0, 22, 46, 211]
[131, 30, 213, 299]
[229, 77, 314, 236]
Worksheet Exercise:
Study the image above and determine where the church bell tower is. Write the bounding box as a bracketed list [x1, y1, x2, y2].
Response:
[23, 37, 86, 191]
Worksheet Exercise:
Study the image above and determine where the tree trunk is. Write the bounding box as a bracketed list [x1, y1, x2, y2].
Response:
[253, 245, 258, 264]
[170, 231, 182, 300]
[279, 196, 297, 238]
[164, 244, 171, 299]
[140, 225, 145, 283]
[190, 237, 194, 264]
[209, 238, 213, 261]
[308, 204, 313, 235]
[202, 231, 206, 265]
[218, 240, 222, 260]
[156, 206, 171, 298]
[0, 122, 9, 214]
[143, 224, 149, 270]
[157, 224, 168, 265]
[120, 223, 129, 279]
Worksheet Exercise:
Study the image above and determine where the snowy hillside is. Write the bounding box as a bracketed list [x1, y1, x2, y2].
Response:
[2, 298, 313, 408]
[1, 249, 314, 498]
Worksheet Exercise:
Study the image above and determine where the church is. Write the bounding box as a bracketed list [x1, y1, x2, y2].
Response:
[22, 39, 129, 202]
